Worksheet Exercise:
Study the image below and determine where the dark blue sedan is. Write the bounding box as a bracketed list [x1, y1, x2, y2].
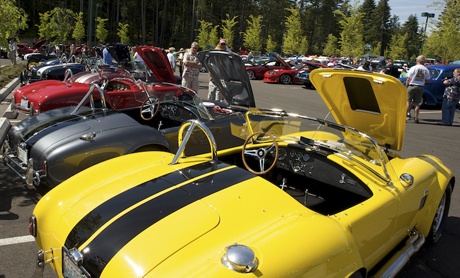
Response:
[400, 64, 459, 106]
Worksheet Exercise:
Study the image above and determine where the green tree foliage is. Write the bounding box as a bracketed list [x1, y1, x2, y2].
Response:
[243, 15, 263, 52]
[373, 0, 391, 55]
[335, 3, 365, 58]
[388, 32, 408, 59]
[37, 8, 75, 44]
[0, 0, 28, 45]
[323, 34, 339, 57]
[221, 14, 238, 50]
[209, 26, 220, 49]
[196, 20, 220, 49]
[118, 23, 130, 45]
[424, 0, 460, 62]
[401, 15, 420, 60]
[72, 12, 86, 43]
[266, 35, 277, 53]
[96, 17, 109, 43]
[196, 20, 213, 49]
[37, 11, 53, 41]
[50, 8, 75, 44]
[359, 0, 377, 50]
[282, 7, 308, 55]
[10, 0, 454, 62]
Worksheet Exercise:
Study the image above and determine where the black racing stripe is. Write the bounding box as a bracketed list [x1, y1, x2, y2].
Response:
[65, 161, 227, 249]
[82, 166, 254, 277]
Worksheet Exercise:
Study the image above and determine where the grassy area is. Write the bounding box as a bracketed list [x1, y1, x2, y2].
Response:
[0, 64, 26, 88]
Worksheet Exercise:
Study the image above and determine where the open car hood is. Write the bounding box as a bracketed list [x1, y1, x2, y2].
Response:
[136, 46, 176, 83]
[197, 50, 256, 107]
[310, 68, 407, 151]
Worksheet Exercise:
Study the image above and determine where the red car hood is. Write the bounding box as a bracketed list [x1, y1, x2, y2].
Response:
[31, 39, 48, 50]
[14, 80, 90, 103]
[136, 46, 176, 83]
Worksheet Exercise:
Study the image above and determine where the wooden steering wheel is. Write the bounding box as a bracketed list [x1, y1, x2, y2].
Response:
[241, 131, 279, 175]
[140, 97, 160, 120]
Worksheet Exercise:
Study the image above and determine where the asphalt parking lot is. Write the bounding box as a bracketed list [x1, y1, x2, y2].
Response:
[0, 63, 459, 277]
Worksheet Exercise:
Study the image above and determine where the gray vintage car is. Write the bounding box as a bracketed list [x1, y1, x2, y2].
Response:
[1, 50, 255, 188]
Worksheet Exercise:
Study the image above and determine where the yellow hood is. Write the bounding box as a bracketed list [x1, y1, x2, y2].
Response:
[310, 68, 407, 151]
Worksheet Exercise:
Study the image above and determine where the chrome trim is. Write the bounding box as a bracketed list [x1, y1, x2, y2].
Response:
[221, 244, 259, 273]
[374, 228, 425, 277]
[400, 173, 414, 187]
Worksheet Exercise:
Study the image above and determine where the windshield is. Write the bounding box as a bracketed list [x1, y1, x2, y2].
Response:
[241, 109, 391, 182]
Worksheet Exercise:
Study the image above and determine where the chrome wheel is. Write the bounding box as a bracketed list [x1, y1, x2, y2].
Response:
[428, 184, 452, 244]
[247, 70, 255, 80]
[280, 74, 291, 84]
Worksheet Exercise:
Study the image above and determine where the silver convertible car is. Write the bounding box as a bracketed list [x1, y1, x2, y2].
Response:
[1, 50, 255, 188]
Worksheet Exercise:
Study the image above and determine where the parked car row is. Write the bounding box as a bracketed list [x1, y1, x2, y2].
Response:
[0, 50, 454, 278]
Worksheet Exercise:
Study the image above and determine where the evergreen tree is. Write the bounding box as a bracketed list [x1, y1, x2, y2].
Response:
[335, 3, 365, 58]
[243, 15, 263, 52]
[282, 6, 308, 55]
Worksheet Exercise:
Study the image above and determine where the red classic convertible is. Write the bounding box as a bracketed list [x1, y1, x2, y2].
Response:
[12, 46, 181, 115]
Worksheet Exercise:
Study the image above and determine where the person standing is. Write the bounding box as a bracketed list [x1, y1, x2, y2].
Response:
[103, 43, 112, 65]
[8, 39, 17, 65]
[181, 42, 201, 91]
[167, 47, 176, 72]
[439, 68, 460, 126]
[385, 59, 400, 78]
[207, 41, 227, 101]
[176, 48, 185, 78]
[405, 55, 431, 123]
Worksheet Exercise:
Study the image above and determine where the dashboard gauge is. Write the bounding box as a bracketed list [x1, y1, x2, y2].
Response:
[303, 154, 310, 161]
[278, 149, 287, 160]
[296, 152, 302, 159]
[292, 159, 303, 172]
[290, 150, 296, 157]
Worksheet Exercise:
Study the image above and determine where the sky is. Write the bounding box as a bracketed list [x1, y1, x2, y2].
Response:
[388, 0, 440, 24]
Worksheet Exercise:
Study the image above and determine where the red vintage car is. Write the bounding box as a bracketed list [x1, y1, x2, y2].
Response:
[263, 61, 326, 85]
[245, 54, 291, 80]
[12, 46, 182, 115]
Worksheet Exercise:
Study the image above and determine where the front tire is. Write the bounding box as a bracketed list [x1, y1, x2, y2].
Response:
[280, 74, 292, 85]
[427, 183, 452, 244]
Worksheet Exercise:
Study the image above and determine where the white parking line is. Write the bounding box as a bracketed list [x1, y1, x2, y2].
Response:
[0, 235, 35, 246]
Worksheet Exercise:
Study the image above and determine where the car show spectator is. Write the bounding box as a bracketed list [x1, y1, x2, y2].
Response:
[358, 60, 372, 71]
[385, 59, 400, 78]
[176, 48, 185, 78]
[103, 43, 112, 65]
[8, 38, 17, 65]
[439, 68, 460, 126]
[400, 68, 407, 78]
[207, 42, 227, 101]
[181, 42, 201, 91]
[167, 47, 176, 72]
[405, 55, 431, 124]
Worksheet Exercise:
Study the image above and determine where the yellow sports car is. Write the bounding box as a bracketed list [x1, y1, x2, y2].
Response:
[30, 67, 454, 277]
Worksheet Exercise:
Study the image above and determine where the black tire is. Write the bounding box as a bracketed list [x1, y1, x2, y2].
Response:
[247, 70, 255, 80]
[426, 183, 452, 244]
[280, 74, 292, 85]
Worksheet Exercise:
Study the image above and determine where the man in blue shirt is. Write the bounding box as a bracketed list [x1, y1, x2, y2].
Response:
[103, 43, 112, 65]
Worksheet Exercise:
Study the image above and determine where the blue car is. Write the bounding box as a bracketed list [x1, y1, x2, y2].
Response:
[399, 64, 459, 106]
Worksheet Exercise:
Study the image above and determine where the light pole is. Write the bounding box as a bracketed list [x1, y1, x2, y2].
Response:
[420, 12, 435, 54]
